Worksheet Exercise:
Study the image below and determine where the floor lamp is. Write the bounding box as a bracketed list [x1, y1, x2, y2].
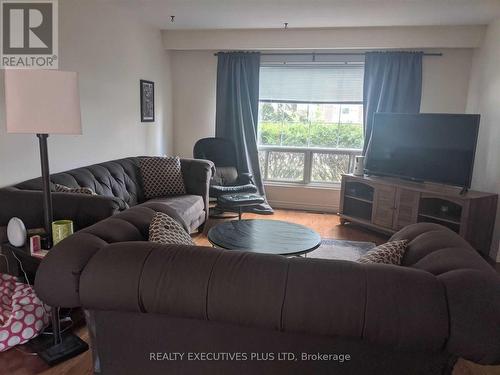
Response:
[4, 69, 89, 364]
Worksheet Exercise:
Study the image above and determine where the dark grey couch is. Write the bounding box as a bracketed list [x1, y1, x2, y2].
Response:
[34, 208, 500, 374]
[0, 157, 214, 233]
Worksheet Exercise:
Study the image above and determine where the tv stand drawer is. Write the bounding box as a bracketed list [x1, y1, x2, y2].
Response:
[395, 189, 420, 229]
[372, 185, 396, 228]
[373, 207, 395, 228]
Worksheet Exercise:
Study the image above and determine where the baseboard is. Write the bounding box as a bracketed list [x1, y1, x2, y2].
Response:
[267, 199, 339, 213]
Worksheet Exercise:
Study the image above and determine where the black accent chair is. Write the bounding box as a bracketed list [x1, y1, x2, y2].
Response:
[193, 138, 259, 198]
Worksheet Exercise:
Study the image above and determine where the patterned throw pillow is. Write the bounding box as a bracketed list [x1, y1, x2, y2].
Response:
[357, 240, 409, 265]
[140, 156, 186, 199]
[53, 184, 95, 195]
[149, 212, 194, 246]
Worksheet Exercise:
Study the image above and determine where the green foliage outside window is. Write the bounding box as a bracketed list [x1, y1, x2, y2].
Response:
[258, 102, 364, 183]
[259, 102, 364, 149]
[259, 122, 364, 149]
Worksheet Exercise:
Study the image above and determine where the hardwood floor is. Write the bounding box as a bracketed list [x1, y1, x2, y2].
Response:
[0, 209, 497, 375]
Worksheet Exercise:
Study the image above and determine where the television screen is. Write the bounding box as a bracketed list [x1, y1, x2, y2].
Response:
[364, 113, 480, 188]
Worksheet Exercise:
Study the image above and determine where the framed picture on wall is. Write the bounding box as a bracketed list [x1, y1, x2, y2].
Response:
[140, 79, 155, 122]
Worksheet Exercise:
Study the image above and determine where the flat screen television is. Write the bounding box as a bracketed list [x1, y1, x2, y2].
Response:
[364, 113, 480, 189]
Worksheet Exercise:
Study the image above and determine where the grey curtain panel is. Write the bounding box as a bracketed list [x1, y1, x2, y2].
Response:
[215, 52, 273, 214]
[362, 51, 423, 154]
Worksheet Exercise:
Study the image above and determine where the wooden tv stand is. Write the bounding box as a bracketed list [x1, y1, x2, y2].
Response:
[339, 174, 498, 256]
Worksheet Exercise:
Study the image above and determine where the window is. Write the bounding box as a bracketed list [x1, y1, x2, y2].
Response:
[258, 64, 364, 184]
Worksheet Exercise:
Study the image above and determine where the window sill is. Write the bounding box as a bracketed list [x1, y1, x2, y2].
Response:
[263, 181, 341, 190]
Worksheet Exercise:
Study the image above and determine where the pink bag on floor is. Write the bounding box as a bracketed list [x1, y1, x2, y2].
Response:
[0, 273, 50, 351]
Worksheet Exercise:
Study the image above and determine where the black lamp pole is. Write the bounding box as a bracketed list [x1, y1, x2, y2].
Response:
[37, 133, 53, 250]
[36, 133, 61, 346]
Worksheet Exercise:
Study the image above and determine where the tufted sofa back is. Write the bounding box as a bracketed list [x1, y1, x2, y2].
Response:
[35, 211, 500, 366]
[15, 157, 145, 206]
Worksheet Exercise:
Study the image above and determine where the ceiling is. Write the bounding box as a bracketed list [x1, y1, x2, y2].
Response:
[116, 0, 500, 30]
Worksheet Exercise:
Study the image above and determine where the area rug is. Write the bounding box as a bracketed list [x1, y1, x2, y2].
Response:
[307, 239, 376, 261]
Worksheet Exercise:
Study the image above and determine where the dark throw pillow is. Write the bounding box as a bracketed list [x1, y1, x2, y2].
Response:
[357, 240, 409, 265]
[149, 212, 194, 246]
[53, 183, 95, 195]
[140, 156, 186, 199]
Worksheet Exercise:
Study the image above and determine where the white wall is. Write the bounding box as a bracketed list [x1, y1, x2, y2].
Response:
[0, 0, 173, 186]
[171, 51, 217, 158]
[163, 26, 485, 50]
[466, 18, 500, 260]
[170, 48, 474, 212]
[421, 49, 473, 112]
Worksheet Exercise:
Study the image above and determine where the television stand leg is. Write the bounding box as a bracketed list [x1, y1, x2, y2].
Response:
[460, 186, 469, 195]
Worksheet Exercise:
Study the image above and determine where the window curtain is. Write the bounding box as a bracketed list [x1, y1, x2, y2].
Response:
[363, 51, 423, 154]
[215, 52, 273, 214]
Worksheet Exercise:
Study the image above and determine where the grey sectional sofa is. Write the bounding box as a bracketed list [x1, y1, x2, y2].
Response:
[0, 157, 214, 233]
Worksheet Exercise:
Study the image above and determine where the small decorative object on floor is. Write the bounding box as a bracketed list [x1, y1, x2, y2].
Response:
[357, 240, 409, 265]
[0, 273, 51, 352]
[7, 217, 27, 247]
[52, 220, 74, 246]
[140, 79, 155, 122]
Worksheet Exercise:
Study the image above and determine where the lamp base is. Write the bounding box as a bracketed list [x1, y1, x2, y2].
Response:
[29, 332, 89, 366]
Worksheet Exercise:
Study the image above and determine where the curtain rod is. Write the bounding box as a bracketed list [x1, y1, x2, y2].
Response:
[213, 52, 442, 57]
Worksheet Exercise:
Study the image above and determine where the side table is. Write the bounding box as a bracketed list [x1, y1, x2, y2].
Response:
[1, 242, 42, 284]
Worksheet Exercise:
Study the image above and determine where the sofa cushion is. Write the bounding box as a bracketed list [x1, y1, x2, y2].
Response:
[358, 240, 408, 265]
[139, 195, 205, 233]
[149, 212, 194, 246]
[140, 157, 186, 199]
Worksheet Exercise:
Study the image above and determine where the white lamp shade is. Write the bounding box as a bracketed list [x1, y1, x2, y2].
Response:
[4, 69, 82, 135]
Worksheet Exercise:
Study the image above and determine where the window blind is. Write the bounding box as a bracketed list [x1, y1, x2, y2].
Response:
[259, 65, 364, 103]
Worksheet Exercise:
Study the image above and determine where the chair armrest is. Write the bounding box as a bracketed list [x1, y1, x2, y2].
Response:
[0, 187, 123, 230]
[180, 158, 215, 223]
[238, 172, 254, 185]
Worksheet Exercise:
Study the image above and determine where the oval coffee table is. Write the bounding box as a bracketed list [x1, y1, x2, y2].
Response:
[207, 219, 321, 256]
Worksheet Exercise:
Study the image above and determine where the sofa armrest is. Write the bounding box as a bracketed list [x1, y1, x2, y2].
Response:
[0, 187, 123, 230]
[180, 158, 215, 223]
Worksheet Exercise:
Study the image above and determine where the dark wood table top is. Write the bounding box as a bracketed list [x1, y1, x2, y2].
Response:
[207, 219, 321, 256]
